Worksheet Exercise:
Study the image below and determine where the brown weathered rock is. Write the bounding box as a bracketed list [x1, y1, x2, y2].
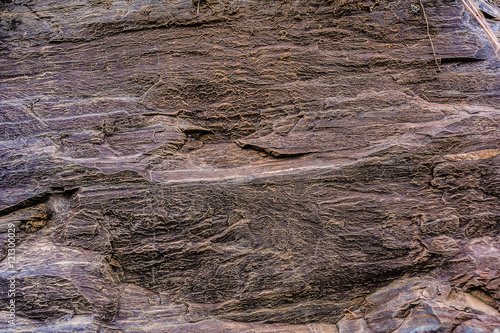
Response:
[1, 0, 500, 331]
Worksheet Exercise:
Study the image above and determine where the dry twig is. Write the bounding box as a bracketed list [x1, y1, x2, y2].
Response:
[460, 0, 500, 59]
[419, 0, 442, 72]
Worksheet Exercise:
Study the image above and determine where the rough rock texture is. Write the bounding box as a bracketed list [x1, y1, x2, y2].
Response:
[1, 0, 500, 331]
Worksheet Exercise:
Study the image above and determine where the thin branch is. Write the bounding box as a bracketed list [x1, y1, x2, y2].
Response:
[460, 0, 500, 59]
[419, 0, 442, 72]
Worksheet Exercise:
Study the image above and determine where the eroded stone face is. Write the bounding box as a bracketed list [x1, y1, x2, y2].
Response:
[1, 0, 500, 331]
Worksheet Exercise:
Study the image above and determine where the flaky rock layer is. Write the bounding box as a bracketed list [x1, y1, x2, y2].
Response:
[1, 0, 500, 331]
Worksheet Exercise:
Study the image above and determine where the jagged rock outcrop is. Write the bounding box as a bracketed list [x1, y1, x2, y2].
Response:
[1, 0, 500, 331]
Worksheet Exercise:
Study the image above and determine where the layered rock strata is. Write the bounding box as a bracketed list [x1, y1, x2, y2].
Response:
[1, 0, 500, 331]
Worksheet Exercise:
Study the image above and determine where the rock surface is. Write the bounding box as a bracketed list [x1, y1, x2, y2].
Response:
[1, 0, 500, 331]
